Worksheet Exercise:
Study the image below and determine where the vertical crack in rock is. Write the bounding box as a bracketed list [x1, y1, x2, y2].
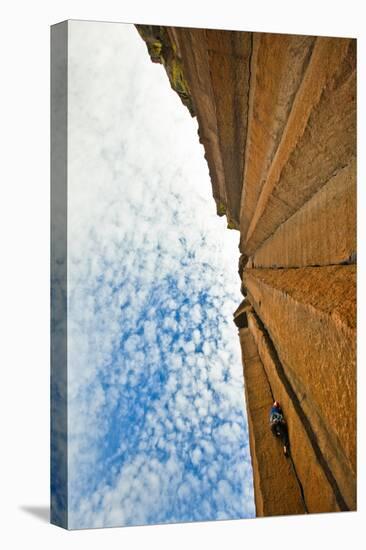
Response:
[251, 309, 350, 512]
[240, 31, 254, 221]
[237, 306, 308, 514]
[289, 456, 309, 513]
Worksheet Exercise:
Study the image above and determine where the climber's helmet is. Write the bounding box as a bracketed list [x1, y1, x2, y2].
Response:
[273, 400, 280, 408]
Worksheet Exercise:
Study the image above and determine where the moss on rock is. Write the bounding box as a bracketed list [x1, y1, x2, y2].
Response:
[136, 24, 195, 116]
[216, 201, 227, 216]
[227, 217, 240, 230]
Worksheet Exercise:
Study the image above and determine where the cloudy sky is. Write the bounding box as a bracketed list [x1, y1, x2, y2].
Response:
[65, 20, 254, 529]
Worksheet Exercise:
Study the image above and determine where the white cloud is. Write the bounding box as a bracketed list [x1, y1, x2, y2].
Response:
[191, 447, 202, 465]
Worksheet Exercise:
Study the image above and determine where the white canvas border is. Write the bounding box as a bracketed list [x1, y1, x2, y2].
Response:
[1, 1, 364, 548]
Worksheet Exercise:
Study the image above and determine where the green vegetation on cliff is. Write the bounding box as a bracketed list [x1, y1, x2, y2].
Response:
[136, 25, 195, 116]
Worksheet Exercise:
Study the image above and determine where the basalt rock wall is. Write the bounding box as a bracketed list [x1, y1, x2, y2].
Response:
[136, 25, 357, 516]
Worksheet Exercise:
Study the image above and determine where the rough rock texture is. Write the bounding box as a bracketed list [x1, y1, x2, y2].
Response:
[244, 266, 356, 475]
[136, 26, 356, 516]
[239, 33, 316, 244]
[205, 30, 251, 226]
[246, 311, 343, 512]
[246, 286, 355, 511]
[239, 326, 307, 516]
[251, 159, 356, 268]
[244, 38, 356, 256]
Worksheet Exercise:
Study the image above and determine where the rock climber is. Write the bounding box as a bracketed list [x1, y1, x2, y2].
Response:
[270, 400, 290, 457]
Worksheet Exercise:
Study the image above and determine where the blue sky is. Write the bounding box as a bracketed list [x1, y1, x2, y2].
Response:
[65, 20, 254, 529]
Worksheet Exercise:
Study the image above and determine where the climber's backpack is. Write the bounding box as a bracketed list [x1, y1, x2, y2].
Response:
[270, 411, 284, 424]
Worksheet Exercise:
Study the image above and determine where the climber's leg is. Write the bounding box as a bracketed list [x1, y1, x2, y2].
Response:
[271, 423, 279, 437]
[278, 423, 290, 457]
